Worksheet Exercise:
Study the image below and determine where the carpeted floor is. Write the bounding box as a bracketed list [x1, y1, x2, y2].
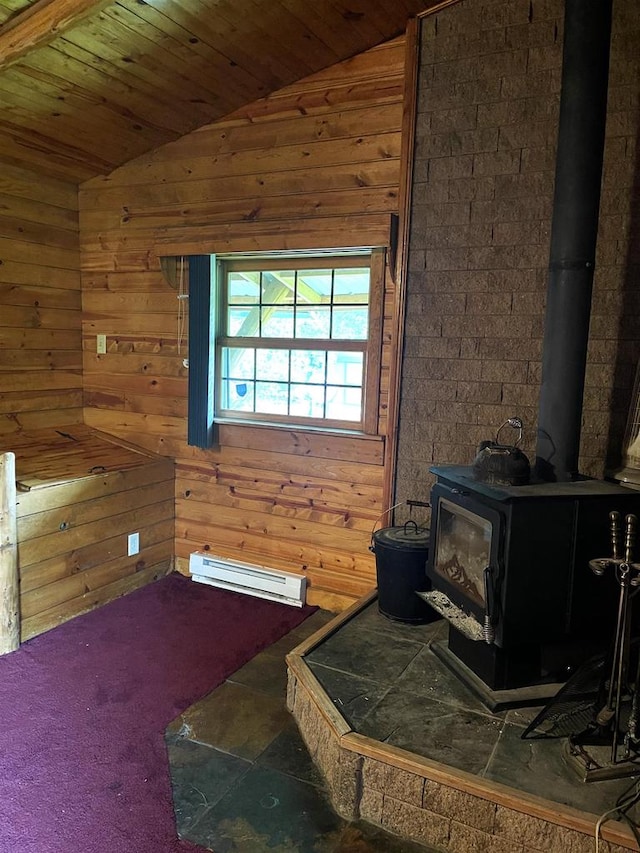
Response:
[0, 573, 314, 853]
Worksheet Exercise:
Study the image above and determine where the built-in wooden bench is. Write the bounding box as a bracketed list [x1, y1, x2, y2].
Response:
[1, 425, 174, 642]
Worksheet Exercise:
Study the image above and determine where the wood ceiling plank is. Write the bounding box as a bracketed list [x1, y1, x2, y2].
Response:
[0, 67, 177, 162]
[73, 9, 236, 111]
[241, 0, 343, 70]
[101, 4, 242, 110]
[15, 51, 193, 137]
[161, 0, 281, 94]
[48, 39, 214, 132]
[0, 0, 33, 27]
[0, 0, 115, 70]
[115, 0, 270, 105]
[278, 0, 375, 57]
[324, 0, 390, 43]
[186, 0, 318, 86]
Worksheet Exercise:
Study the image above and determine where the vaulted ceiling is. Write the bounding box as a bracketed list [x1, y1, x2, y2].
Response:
[0, 0, 445, 183]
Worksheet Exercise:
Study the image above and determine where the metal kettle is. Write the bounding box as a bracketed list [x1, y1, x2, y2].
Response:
[472, 417, 531, 486]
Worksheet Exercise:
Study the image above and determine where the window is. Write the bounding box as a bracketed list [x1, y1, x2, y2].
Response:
[187, 249, 384, 446]
[219, 255, 376, 429]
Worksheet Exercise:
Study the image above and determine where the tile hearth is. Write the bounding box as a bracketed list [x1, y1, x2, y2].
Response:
[287, 594, 640, 853]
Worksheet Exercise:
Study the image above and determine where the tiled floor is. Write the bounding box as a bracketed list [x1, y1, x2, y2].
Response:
[166, 608, 434, 852]
[304, 601, 640, 821]
[166, 599, 640, 852]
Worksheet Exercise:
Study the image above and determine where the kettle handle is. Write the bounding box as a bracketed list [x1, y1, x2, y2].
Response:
[495, 416, 524, 448]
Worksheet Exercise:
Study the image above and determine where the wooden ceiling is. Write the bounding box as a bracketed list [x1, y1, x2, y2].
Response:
[0, 0, 445, 184]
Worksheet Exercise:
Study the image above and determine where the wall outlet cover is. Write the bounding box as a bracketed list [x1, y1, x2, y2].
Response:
[127, 532, 140, 556]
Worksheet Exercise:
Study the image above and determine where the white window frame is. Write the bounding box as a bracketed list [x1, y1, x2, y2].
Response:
[213, 249, 384, 435]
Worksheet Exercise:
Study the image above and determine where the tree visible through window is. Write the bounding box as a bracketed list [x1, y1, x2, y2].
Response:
[216, 253, 379, 431]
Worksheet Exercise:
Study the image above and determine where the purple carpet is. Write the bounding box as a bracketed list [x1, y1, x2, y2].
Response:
[0, 573, 314, 853]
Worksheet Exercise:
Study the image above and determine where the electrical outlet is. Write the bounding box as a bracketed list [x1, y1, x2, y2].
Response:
[127, 532, 140, 556]
[96, 334, 107, 354]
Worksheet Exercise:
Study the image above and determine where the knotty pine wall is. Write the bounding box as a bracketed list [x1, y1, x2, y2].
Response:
[80, 37, 409, 610]
[0, 164, 82, 433]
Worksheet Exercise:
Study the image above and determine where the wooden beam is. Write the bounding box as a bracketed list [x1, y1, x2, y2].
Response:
[0, 452, 19, 655]
[0, 0, 112, 70]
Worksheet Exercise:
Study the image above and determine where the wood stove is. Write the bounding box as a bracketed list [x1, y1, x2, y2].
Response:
[426, 465, 640, 701]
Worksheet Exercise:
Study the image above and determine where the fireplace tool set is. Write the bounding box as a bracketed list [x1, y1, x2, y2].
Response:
[558, 511, 640, 781]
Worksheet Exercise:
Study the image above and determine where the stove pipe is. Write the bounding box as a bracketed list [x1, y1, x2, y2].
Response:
[534, 0, 613, 482]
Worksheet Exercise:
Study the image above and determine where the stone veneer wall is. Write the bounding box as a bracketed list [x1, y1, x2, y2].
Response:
[288, 661, 638, 853]
[394, 0, 640, 511]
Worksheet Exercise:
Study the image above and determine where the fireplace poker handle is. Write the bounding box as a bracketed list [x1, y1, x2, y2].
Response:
[625, 514, 636, 565]
[611, 510, 621, 561]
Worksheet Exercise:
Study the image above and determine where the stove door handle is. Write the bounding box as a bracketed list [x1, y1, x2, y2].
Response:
[483, 566, 496, 645]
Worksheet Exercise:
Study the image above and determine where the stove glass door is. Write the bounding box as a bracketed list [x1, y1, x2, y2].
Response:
[433, 497, 492, 607]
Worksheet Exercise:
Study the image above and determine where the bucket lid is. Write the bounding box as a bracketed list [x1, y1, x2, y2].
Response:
[372, 521, 429, 550]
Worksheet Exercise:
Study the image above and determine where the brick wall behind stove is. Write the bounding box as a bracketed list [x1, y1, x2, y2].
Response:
[394, 0, 640, 511]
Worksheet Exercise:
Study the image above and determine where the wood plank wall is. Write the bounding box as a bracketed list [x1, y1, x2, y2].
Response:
[79, 37, 408, 610]
[0, 164, 82, 433]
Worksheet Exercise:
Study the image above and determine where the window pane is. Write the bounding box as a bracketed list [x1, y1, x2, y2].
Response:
[228, 271, 260, 304]
[326, 386, 362, 421]
[334, 268, 369, 302]
[295, 306, 331, 339]
[290, 384, 325, 418]
[332, 306, 368, 340]
[261, 271, 295, 304]
[256, 348, 289, 382]
[221, 379, 255, 412]
[221, 347, 255, 379]
[255, 381, 288, 415]
[262, 306, 294, 337]
[296, 270, 332, 304]
[291, 350, 326, 384]
[227, 306, 259, 336]
[327, 351, 363, 386]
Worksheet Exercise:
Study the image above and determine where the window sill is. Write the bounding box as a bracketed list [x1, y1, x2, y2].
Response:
[214, 416, 382, 440]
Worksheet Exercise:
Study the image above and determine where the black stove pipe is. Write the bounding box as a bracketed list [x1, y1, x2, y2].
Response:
[534, 0, 613, 483]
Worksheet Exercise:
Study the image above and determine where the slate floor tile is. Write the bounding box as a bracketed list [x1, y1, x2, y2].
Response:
[305, 621, 424, 682]
[484, 721, 640, 817]
[255, 719, 324, 787]
[172, 681, 290, 760]
[227, 650, 288, 696]
[358, 688, 504, 775]
[307, 661, 390, 729]
[167, 739, 251, 836]
[395, 645, 490, 715]
[352, 601, 446, 644]
[184, 764, 346, 853]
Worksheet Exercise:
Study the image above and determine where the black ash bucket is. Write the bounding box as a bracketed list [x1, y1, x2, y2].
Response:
[371, 521, 434, 624]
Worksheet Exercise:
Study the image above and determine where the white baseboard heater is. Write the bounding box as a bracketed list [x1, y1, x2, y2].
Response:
[189, 552, 307, 607]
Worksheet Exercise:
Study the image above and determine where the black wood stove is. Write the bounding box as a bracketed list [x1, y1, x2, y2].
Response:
[426, 466, 640, 703]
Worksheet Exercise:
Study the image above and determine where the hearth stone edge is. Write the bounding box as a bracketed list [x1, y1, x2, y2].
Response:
[286, 591, 639, 853]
